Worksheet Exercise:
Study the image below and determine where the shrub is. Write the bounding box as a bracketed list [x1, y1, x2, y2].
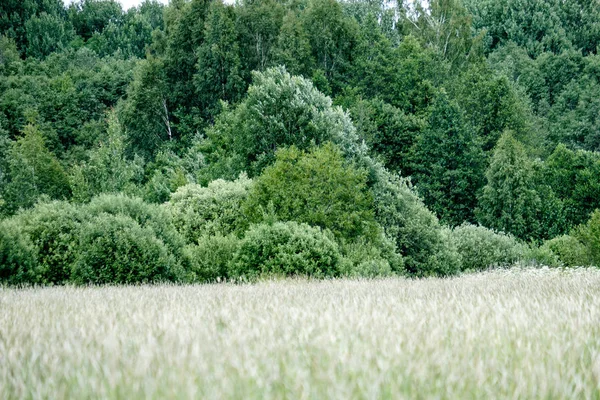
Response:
[244, 144, 380, 242]
[541, 235, 589, 267]
[71, 213, 182, 284]
[185, 234, 240, 282]
[85, 193, 186, 257]
[229, 221, 341, 279]
[371, 166, 457, 276]
[338, 235, 401, 278]
[167, 175, 252, 244]
[574, 209, 600, 266]
[451, 224, 525, 271]
[0, 219, 37, 285]
[13, 201, 83, 284]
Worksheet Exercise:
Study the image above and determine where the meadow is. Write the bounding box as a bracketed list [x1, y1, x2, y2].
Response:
[1, 268, 600, 399]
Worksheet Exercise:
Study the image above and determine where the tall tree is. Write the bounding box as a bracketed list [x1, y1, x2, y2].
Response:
[411, 91, 485, 226]
[2, 124, 70, 214]
[194, 0, 244, 119]
[476, 130, 541, 240]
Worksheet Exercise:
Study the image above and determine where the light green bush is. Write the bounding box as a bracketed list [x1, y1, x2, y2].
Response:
[71, 213, 182, 285]
[451, 223, 525, 271]
[168, 175, 252, 244]
[541, 235, 589, 267]
[185, 234, 240, 282]
[85, 193, 186, 258]
[244, 144, 379, 242]
[338, 234, 402, 277]
[229, 221, 341, 280]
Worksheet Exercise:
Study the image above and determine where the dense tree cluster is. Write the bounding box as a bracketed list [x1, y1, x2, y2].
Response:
[2, 0, 600, 284]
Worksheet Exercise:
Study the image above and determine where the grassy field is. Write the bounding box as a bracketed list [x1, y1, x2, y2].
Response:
[1, 268, 600, 399]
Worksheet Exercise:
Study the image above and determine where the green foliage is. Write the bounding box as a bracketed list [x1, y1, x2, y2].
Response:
[120, 56, 172, 157]
[202, 66, 364, 178]
[25, 12, 75, 59]
[338, 234, 401, 277]
[244, 144, 378, 242]
[574, 209, 600, 267]
[0, 35, 21, 75]
[411, 91, 485, 225]
[0, 218, 37, 284]
[194, 1, 243, 118]
[70, 111, 144, 202]
[370, 165, 459, 276]
[229, 221, 341, 280]
[11, 201, 83, 284]
[476, 131, 542, 240]
[71, 213, 181, 284]
[451, 223, 525, 271]
[168, 175, 252, 244]
[185, 234, 239, 282]
[3, 124, 70, 214]
[541, 235, 589, 267]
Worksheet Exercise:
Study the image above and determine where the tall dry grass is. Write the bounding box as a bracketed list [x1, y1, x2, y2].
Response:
[1, 268, 600, 399]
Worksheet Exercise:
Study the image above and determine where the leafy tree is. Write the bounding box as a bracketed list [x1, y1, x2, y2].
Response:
[400, 0, 482, 69]
[120, 56, 172, 157]
[244, 143, 379, 242]
[25, 12, 75, 58]
[235, 0, 284, 73]
[0, 35, 21, 75]
[271, 11, 314, 77]
[68, 0, 123, 40]
[411, 91, 485, 226]
[201, 66, 363, 179]
[346, 96, 424, 175]
[476, 131, 541, 240]
[371, 164, 461, 276]
[194, 0, 244, 119]
[302, 0, 359, 93]
[3, 124, 70, 214]
[70, 111, 144, 202]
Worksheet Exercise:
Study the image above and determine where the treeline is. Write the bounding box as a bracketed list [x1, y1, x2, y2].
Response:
[1, 0, 600, 284]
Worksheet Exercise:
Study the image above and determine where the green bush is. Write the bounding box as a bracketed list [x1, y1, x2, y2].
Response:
[451, 224, 525, 271]
[71, 213, 182, 284]
[244, 144, 380, 242]
[13, 201, 83, 284]
[541, 235, 589, 267]
[574, 209, 600, 266]
[185, 234, 240, 282]
[85, 194, 186, 257]
[167, 175, 252, 244]
[338, 235, 401, 278]
[371, 166, 458, 276]
[230, 221, 341, 280]
[0, 219, 37, 285]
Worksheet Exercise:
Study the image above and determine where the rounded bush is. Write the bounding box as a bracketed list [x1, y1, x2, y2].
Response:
[451, 223, 525, 272]
[168, 176, 252, 244]
[72, 213, 181, 284]
[185, 234, 240, 282]
[0, 219, 37, 285]
[14, 201, 83, 284]
[230, 221, 341, 279]
[85, 193, 186, 258]
[542, 235, 589, 267]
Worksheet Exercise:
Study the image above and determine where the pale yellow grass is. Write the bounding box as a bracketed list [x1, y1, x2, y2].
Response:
[1, 268, 600, 399]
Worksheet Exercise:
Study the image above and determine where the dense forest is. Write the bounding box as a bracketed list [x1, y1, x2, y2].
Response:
[1, 0, 600, 284]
